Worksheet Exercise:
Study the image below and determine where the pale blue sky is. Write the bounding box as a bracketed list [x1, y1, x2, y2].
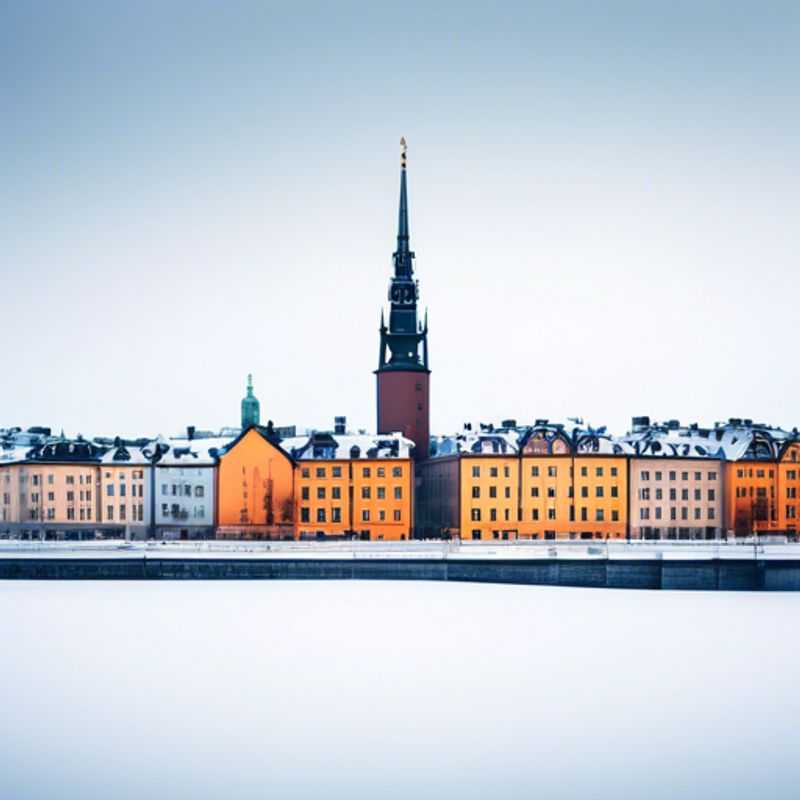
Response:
[2, 1, 799, 438]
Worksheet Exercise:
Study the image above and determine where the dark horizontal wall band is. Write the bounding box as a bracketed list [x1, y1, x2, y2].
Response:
[1, 557, 798, 590]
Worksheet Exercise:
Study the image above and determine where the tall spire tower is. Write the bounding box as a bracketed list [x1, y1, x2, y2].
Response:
[376, 138, 430, 460]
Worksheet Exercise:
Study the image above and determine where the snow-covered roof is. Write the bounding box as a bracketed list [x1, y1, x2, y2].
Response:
[284, 431, 414, 461]
[149, 435, 236, 466]
[622, 420, 799, 461]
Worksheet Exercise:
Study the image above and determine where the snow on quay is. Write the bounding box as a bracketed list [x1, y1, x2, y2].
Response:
[0, 539, 798, 562]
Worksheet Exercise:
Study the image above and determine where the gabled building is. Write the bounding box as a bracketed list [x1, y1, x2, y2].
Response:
[216, 426, 295, 539]
[98, 439, 151, 539]
[147, 431, 226, 540]
[285, 424, 414, 541]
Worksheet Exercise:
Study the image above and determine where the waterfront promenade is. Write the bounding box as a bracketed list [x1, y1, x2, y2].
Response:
[1, 539, 799, 590]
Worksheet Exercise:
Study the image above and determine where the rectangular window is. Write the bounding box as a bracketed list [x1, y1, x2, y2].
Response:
[120, 484, 126, 497]
[490, 508, 497, 521]
[547, 508, 556, 520]
[694, 508, 701, 520]
[472, 486, 480, 498]
[504, 466, 510, 478]
[363, 468, 371, 478]
[317, 487, 326, 500]
[471, 508, 481, 521]
[581, 486, 588, 498]
[361, 486, 370, 499]
[655, 507, 662, 520]
[504, 486, 511, 498]
[332, 466, 342, 478]
[547, 487, 555, 498]
[640, 508, 649, 520]
[596, 486, 604, 498]
[120, 505, 127, 521]
[611, 467, 618, 477]
[531, 466, 539, 477]
[489, 486, 497, 498]
[195, 486, 204, 498]
[490, 467, 498, 478]
[611, 510, 619, 522]
[300, 507, 310, 523]
[682, 472, 689, 481]
[377, 487, 386, 499]
[161, 484, 168, 495]
[332, 507, 342, 523]
[655, 488, 662, 500]
[548, 466, 557, 477]
[532, 509, 539, 521]
[708, 507, 715, 520]
[106, 485, 114, 497]
[655, 471, 662, 481]
[393, 509, 401, 521]
[670, 507, 677, 520]
[611, 485, 618, 498]
[709, 471, 718, 481]
[394, 487, 402, 500]
[316, 509, 326, 523]
[581, 466, 588, 477]
[669, 471, 677, 481]
[681, 507, 689, 520]
[472, 530, 481, 540]
[694, 488, 701, 501]
[107, 506, 114, 521]
[316, 468, 325, 478]
[530, 487, 539, 497]
[362, 510, 370, 522]
[581, 507, 588, 521]
[67, 507, 75, 520]
[641, 471, 650, 481]
[332, 486, 341, 499]
[301, 468, 310, 478]
[669, 488, 677, 501]
[595, 467, 603, 477]
[595, 509, 604, 522]
[301, 487, 309, 500]
[377, 468, 385, 478]
[472, 466, 480, 478]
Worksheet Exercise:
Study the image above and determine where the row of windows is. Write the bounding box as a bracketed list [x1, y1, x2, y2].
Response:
[470, 507, 621, 523]
[470, 530, 613, 541]
[106, 504, 145, 522]
[735, 487, 774, 498]
[736, 469, 775, 479]
[28, 473, 95, 486]
[160, 484, 205, 498]
[29, 507, 94, 521]
[107, 484, 145, 498]
[103, 471, 145, 480]
[299, 507, 403, 523]
[640, 507, 715, 521]
[160, 503, 207, 519]
[640, 488, 716, 501]
[471, 484, 623, 499]
[640, 470, 718, 482]
[13, 490, 95, 505]
[300, 485, 403, 501]
[299, 466, 404, 479]
[470, 465, 622, 479]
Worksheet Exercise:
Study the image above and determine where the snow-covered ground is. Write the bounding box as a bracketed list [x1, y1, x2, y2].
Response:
[0, 538, 798, 561]
[0, 581, 798, 800]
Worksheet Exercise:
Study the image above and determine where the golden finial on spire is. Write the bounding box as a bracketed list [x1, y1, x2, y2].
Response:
[400, 137, 407, 170]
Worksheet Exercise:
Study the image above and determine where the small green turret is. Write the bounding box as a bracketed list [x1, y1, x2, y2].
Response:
[241, 374, 260, 429]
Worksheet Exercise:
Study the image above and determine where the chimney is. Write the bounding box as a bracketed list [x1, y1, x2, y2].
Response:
[631, 416, 650, 433]
[334, 416, 346, 435]
[187, 426, 195, 440]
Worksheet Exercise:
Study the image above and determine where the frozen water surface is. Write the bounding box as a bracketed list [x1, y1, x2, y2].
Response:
[1, 581, 798, 800]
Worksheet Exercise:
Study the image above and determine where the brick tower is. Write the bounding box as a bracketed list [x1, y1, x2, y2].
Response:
[376, 138, 430, 460]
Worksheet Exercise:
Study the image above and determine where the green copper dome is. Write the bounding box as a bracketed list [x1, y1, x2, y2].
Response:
[241, 374, 260, 429]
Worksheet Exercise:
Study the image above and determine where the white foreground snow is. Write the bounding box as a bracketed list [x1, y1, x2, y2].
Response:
[0, 581, 798, 800]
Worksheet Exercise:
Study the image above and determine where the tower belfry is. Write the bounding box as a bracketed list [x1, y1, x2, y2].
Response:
[375, 138, 430, 460]
[241, 374, 261, 430]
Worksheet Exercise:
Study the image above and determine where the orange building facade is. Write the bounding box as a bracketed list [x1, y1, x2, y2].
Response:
[417, 426, 628, 541]
[216, 427, 296, 539]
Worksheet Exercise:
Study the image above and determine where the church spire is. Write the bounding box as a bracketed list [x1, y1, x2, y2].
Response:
[241, 374, 260, 430]
[394, 137, 413, 279]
